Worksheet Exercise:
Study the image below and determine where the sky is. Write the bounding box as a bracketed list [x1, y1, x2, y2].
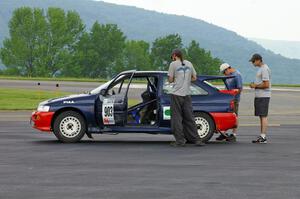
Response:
[99, 0, 300, 41]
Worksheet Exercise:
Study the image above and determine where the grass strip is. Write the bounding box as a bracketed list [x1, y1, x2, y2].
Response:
[0, 87, 141, 110]
[0, 87, 72, 110]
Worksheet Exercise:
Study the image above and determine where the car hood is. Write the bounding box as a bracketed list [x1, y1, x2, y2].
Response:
[43, 93, 94, 105]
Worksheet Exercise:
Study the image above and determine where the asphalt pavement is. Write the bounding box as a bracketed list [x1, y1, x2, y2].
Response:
[0, 120, 299, 199]
[0, 79, 101, 93]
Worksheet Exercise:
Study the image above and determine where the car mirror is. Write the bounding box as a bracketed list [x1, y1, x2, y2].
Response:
[100, 89, 106, 96]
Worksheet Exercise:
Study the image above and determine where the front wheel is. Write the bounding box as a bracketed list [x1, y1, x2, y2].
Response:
[194, 112, 215, 143]
[53, 111, 86, 143]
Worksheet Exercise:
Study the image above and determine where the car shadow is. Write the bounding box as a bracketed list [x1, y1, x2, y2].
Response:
[32, 139, 236, 146]
[31, 139, 172, 145]
[207, 141, 237, 145]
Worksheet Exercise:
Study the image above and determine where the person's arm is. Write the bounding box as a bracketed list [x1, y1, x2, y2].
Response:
[251, 81, 270, 89]
[168, 76, 174, 83]
[168, 63, 175, 83]
[234, 88, 243, 94]
[250, 68, 270, 89]
[191, 64, 197, 82]
[191, 75, 197, 82]
[235, 74, 243, 93]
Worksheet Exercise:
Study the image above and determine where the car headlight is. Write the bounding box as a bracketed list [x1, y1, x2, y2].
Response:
[37, 105, 50, 112]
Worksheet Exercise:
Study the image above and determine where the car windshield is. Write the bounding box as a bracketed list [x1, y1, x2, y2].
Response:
[89, 80, 113, 94]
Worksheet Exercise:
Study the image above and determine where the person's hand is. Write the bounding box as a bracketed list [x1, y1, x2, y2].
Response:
[249, 83, 256, 89]
[232, 89, 240, 94]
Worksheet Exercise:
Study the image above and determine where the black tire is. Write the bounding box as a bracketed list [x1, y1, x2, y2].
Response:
[53, 111, 86, 143]
[194, 112, 215, 143]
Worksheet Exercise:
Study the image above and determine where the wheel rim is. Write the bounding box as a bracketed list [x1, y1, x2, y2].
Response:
[195, 117, 210, 138]
[59, 116, 81, 138]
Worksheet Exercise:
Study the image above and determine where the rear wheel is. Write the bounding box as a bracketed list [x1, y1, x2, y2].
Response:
[53, 111, 86, 143]
[194, 112, 215, 143]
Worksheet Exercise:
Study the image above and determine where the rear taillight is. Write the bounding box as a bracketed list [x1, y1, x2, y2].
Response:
[220, 89, 238, 96]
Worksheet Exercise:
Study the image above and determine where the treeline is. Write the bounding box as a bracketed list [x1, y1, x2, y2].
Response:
[0, 7, 222, 78]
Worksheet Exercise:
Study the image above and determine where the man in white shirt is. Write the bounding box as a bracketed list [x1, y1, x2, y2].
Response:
[249, 54, 271, 144]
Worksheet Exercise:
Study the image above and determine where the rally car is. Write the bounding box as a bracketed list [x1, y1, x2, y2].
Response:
[31, 70, 238, 143]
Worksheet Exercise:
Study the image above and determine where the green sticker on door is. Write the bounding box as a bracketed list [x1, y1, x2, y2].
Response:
[163, 106, 171, 120]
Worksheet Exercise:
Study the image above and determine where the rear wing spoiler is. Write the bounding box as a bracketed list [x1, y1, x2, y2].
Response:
[197, 75, 235, 82]
[198, 75, 238, 96]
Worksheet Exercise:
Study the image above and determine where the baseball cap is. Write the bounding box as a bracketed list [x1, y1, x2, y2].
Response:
[220, 63, 231, 73]
[249, 53, 262, 62]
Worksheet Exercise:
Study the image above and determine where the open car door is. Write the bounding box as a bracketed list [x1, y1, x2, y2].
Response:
[101, 71, 135, 126]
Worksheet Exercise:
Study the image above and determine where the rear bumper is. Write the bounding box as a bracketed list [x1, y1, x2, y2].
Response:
[210, 112, 237, 132]
[30, 111, 55, 132]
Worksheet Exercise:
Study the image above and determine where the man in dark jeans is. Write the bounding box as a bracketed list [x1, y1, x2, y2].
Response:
[249, 54, 271, 144]
[168, 49, 204, 147]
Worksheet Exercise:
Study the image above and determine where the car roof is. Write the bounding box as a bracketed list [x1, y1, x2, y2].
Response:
[119, 70, 234, 81]
[120, 70, 167, 75]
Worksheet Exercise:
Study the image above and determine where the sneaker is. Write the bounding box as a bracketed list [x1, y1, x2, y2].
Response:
[216, 133, 228, 141]
[226, 134, 237, 142]
[170, 142, 186, 147]
[252, 136, 267, 144]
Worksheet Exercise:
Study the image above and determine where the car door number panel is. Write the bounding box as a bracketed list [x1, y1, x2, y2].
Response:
[102, 98, 115, 125]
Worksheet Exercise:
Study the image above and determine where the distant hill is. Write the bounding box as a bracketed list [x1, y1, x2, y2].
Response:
[0, 0, 300, 83]
[252, 38, 300, 60]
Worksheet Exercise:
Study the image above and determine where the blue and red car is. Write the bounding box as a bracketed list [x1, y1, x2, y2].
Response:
[31, 70, 238, 143]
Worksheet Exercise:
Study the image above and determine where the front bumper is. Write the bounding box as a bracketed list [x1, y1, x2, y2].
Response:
[31, 111, 55, 132]
[210, 112, 237, 132]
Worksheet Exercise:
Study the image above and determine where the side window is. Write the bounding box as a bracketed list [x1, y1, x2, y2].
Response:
[163, 78, 208, 95]
[107, 75, 129, 95]
[127, 76, 158, 108]
[163, 81, 173, 94]
[127, 77, 147, 108]
[190, 83, 208, 95]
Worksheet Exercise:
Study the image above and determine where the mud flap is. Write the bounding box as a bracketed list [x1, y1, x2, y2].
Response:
[217, 130, 229, 138]
[86, 132, 93, 139]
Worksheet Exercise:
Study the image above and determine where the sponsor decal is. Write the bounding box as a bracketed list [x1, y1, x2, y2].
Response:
[163, 106, 171, 120]
[63, 100, 75, 104]
[102, 98, 115, 125]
